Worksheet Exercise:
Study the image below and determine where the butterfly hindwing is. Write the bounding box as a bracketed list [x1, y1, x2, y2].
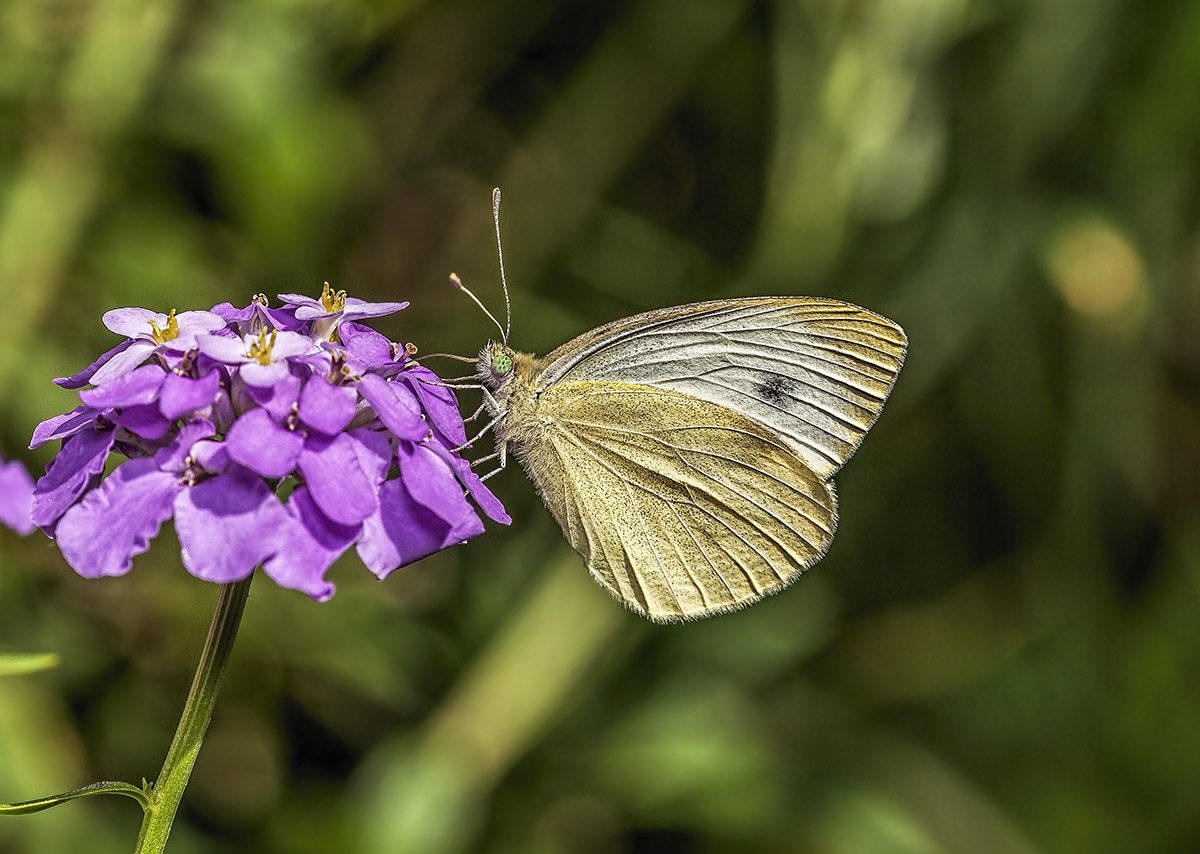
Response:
[522, 380, 838, 621]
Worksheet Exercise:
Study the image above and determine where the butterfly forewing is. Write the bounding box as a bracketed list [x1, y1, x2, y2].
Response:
[535, 298, 907, 478]
[526, 380, 837, 621]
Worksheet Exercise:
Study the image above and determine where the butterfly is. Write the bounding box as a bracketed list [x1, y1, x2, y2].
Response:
[460, 192, 907, 622]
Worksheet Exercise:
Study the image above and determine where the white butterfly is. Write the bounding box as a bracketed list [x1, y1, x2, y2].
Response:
[459, 192, 907, 621]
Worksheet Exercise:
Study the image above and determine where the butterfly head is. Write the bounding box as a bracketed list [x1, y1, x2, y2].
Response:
[478, 340, 518, 392]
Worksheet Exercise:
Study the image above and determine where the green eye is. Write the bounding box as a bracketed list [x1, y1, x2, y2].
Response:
[492, 352, 513, 377]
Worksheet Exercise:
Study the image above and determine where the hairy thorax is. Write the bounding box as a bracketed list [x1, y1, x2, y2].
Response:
[477, 343, 551, 453]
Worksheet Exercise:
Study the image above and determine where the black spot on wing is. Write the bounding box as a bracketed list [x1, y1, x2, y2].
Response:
[755, 374, 793, 407]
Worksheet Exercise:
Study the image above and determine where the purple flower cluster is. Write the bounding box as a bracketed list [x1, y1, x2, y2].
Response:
[22, 285, 508, 601]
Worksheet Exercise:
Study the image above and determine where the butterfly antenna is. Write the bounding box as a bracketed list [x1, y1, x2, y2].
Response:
[417, 352, 479, 363]
[449, 273, 506, 342]
[492, 187, 512, 344]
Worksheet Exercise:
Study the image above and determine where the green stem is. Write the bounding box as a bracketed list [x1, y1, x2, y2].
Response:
[134, 575, 253, 853]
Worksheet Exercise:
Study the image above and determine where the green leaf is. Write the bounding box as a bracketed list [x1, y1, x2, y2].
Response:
[0, 653, 60, 676]
[0, 781, 150, 815]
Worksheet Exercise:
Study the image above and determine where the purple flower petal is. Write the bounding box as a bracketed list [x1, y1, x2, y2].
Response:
[102, 307, 166, 338]
[243, 372, 301, 421]
[31, 427, 117, 528]
[399, 365, 467, 447]
[238, 360, 293, 388]
[174, 466, 291, 583]
[339, 323, 394, 369]
[397, 441, 476, 527]
[210, 301, 301, 332]
[0, 457, 36, 535]
[112, 404, 172, 440]
[271, 331, 322, 359]
[356, 478, 483, 579]
[425, 438, 511, 525]
[55, 340, 134, 389]
[30, 406, 102, 449]
[225, 409, 303, 478]
[80, 364, 167, 409]
[102, 303, 162, 335]
[154, 418, 217, 472]
[89, 341, 158, 386]
[160, 371, 222, 420]
[275, 292, 323, 311]
[265, 305, 302, 329]
[211, 387, 235, 433]
[189, 439, 232, 475]
[195, 326, 314, 369]
[293, 348, 335, 378]
[262, 486, 358, 601]
[357, 374, 428, 441]
[195, 333, 254, 364]
[280, 293, 408, 322]
[267, 309, 304, 332]
[209, 301, 254, 323]
[297, 432, 378, 526]
[56, 459, 181, 577]
[298, 376, 358, 435]
[333, 298, 408, 324]
[163, 311, 230, 349]
[346, 428, 393, 483]
[103, 308, 226, 349]
[279, 290, 408, 343]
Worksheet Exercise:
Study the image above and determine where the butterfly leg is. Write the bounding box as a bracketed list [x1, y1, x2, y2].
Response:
[476, 441, 508, 482]
[453, 384, 504, 423]
[453, 412, 504, 454]
[476, 385, 503, 419]
[471, 450, 500, 466]
[413, 377, 500, 425]
[463, 399, 489, 423]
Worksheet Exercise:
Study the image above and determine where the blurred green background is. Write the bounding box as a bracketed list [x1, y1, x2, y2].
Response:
[2, 0, 1199, 851]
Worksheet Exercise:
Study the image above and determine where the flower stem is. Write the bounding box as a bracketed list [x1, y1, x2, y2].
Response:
[134, 575, 253, 853]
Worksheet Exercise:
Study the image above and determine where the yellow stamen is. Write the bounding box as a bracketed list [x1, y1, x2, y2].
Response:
[247, 328, 277, 366]
[147, 309, 180, 344]
[319, 281, 347, 313]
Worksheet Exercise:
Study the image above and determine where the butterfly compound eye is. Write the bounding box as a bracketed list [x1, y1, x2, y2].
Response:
[491, 351, 514, 377]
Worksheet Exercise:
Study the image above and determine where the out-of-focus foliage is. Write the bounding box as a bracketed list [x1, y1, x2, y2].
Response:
[2, 0, 1199, 851]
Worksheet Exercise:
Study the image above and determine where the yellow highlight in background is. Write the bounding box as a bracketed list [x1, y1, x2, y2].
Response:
[1045, 214, 1148, 326]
